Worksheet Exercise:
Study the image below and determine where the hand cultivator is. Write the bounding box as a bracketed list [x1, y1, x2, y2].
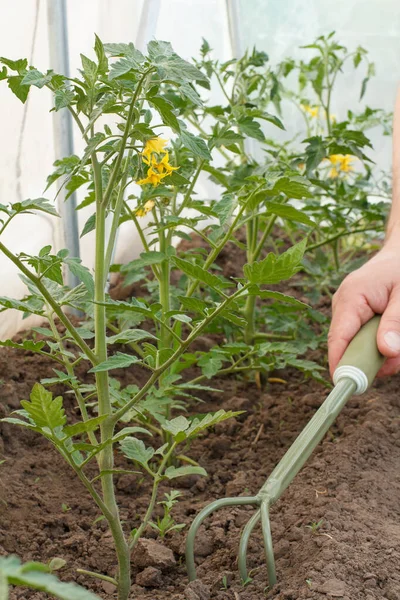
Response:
[186, 316, 384, 588]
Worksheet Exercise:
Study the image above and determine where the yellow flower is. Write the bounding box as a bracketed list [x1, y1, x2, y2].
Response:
[330, 114, 337, 124]
[142, 137, 168, 163]
[329, 167, 339, 179]
[302, 104, 319, 118]
[155, 152, 179, 175]
[136, 199, 156, 217]
[328, 154, 354, 176]
[137, 167, 167, 187]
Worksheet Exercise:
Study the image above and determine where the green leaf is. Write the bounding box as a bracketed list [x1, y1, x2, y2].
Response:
[81, 213, 96, 237]
[21, 69, 52, 88]
[266, 202, 315, 227]
[214, 194, 237, 225]
[94, 34, 108, 74]
[80, 54, 98, 85]
[109, 56, 141, 80]
[162, 416, 190, 438]
[89, 352, 140, 373]
[237, 117, 265, 141]
[148, 40, 208, 84]
[0, 555, 100, 600]
[0, 57, 27, 73]
[266, 177, 313, 200]
[112, 426, 151, 443]
[120, 437, 154, 467]
[248, 288, 309, 309]
[186, 410, 241, 438]
[304, 136, 327, 173]
[21, 383, 66, 431]
[7, 75, 29, 103]
[148, 96, 180, 132]
[177, 296, 208, 314]
[0, 296, 44, 316]
[210, 128, 244, 149]
[54, 88, 75, 111]
[64, 257, 94, 296]
[0, 339, 45, 352]
[13, 197, 59, 217]
[107, 329, 157, 345]
[172, 256, 230, 292]
[164, 465, 207, 479]
[64, 415, 108, 438]
[198, 354, 223, 378]
[243, 238, 307, 285]
[179, 130, 212, 160]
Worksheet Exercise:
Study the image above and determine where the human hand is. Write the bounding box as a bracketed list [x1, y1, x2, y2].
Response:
[328, 241, 400, 378]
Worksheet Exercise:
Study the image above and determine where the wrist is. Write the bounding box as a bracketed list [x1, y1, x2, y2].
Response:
[384, 219, 400, 249]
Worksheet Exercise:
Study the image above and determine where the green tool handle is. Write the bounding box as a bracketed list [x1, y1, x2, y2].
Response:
[334, 315, 385, 393]
[259, 315, 385, 504]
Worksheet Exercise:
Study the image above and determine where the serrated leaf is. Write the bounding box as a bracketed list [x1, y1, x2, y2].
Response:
[120, 437, 154, 467]
[112, 427, 151, 443]
[243, 238, 307, 285]
[54, 88, 75, 111]
[89, 352, 140, 373]
[109, 56, 141, 80]
[0, 57, 27, 73]
[21, 383, 66, 431]
[214, 194, 237, 226]
[64, 257, 94, 296]
[13, 197, 59, 217]
[198, 354, 223, 378]
[21, 69, 52, 88]
[7, 75, 29, 103]
[81, 213, 96, 237]
[148, 96, 180, 132]
[247, 288, 309, 309]
[64, 415, 108, 438]
[186, 410, 241, 438]
[172, 257, 230, 292]
[266, 202, 315, 227]
[177, 296, 208, 314]
[237, 117, 265, 141]
[162, 416, 190, 438]
[0, 339, 45, 352]
[164, 465, 207, 479]
[94, 34, 108, 74]
[107, 329, 157, 345]
[179, 130, 212, 160]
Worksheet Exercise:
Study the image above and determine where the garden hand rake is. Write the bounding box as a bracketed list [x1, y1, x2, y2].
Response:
[186, 316, 384, 588]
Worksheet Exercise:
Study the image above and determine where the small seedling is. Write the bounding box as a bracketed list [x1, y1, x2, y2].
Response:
[61, 503, 71, 513]
[305, 518, 324, 534]
[148, 490, 186, 538]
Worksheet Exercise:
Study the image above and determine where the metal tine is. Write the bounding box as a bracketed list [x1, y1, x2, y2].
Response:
[185, 496, 260, 581]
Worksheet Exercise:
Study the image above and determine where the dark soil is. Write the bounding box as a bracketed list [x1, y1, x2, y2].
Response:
[1, 234, 399, 600]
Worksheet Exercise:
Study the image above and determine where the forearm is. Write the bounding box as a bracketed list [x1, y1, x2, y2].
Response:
[386, 87, 400, 243]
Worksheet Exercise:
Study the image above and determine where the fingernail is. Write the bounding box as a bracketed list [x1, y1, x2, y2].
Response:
[384, 331, 400, 353]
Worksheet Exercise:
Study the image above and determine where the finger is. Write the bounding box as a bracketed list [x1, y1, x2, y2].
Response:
[377, 285, 400, 358]
[328, 296, 374, 378]
[377, 355, 400, 377]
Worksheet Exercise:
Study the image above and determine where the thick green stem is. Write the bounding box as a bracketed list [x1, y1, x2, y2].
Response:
[94, 190, 130, 600]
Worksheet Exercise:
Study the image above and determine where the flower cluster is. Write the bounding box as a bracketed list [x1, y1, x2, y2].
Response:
[301, 104, 319, 118]
[135, 137, 179, 217]
[328, 154, 354, 178]
[136, 138, 178, 187]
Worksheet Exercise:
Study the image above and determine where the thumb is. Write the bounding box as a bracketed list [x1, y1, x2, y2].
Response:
[377, 286, 400, 358]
